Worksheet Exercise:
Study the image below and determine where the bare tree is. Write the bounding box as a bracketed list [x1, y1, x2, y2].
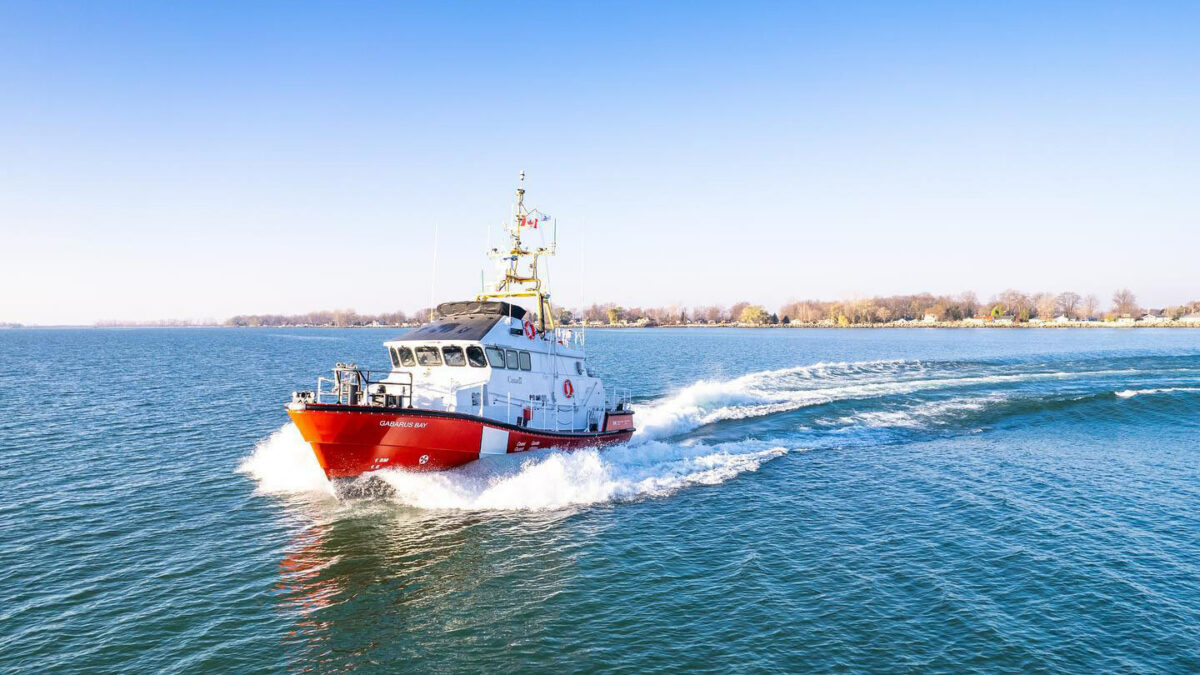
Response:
[1080, 294, 1099, 320]
[1111, 289, 1138, 316]
[1056, 292, 1081, 319]
[1033, 292, 1058, 320]
[958, 291, 979, 317]
[998, 289, 1032, 321]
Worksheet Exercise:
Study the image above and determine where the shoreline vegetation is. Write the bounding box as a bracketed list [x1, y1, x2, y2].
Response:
[63, 289, 1200, 329]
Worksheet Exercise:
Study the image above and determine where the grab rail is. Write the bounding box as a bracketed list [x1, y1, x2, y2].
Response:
[312, 364, 414, 408]
[606, 387, 631, 411]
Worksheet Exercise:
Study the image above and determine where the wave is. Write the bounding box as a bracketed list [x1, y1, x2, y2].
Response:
[370, 440, 787, 511]
[240, 423, 787, 510]
[237, 424, 335, 497]
[632, 360, 906, 440]
[1114, 387, 1200, 399]
[825, 396, 998, 429]
[631, 359, 1114, 440]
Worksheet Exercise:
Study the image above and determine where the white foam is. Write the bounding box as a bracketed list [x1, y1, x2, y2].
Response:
[239, 423, 787, 510]
[371, 440, 788, 511]
[832, 397, 995, 429]
[632, 360, 905, 440]
[631, 360, 1079, 441]
[237, 424, 335, 497]
[1114, 387, 1200, 398]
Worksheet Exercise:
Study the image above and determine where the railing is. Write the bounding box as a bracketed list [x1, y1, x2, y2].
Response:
[302, 363, 414, 408]
[553, 326, 586, 349]
[481, 383, 628, 433]
[606, 387, 631, 412]
[485, 391, 600, 433]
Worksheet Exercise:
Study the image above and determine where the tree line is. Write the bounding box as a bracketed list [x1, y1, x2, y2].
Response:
[571, 290, 1200, 326]
[225, 308, 431, 327]
[196, 289, 1199, 328]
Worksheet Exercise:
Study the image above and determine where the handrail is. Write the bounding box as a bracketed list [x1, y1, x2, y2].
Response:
[315, 364, 414, 407]
[485, 391, 598, 433]
[605, 387, 632, 411]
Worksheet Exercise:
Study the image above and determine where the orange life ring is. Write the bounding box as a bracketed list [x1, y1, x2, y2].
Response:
[523, 319, 536, 340]
[563, 379, 574, 398]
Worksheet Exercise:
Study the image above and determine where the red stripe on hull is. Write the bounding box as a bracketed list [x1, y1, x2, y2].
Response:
[288, 407, 634, 478]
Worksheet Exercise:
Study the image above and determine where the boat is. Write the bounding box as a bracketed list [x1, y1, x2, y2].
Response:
[287, 174, 636, 478]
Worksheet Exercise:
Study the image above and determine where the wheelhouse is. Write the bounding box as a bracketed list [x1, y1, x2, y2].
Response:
[365, 300, 617, 432]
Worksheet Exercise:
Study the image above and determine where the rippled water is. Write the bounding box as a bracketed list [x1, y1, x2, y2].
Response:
[2, 328, 1199, 672]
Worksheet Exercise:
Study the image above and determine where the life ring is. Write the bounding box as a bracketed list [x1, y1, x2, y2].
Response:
[563, 379, 574, 398]
[523, 319, 536, 340]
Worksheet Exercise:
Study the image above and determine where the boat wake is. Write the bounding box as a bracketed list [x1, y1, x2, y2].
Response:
[369, 440, 787, 510]
[1114, 387, 1200, 398]
[630, 359, 1096, 440]
[240, 423, 787, 510]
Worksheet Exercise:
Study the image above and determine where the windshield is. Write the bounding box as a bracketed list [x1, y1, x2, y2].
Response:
[485, 346, 506, 367]
[442, 346, 466, 367]
[466, 345, 487, 367]
[415, 346, 442, 366]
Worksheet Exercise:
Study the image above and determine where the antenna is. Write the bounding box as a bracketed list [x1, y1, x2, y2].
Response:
[429, 222, 439, 322]
[476, 171, 558, 330]
[580, 220, 587, 346]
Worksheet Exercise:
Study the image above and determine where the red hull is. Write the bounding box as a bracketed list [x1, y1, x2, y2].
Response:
[288, 405, 635, 478]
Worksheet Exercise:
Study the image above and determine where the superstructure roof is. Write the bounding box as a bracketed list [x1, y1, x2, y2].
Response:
[392, 301, 527, 342]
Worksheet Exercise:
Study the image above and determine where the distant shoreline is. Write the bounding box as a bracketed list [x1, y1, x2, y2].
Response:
[584, 320, 1200, 329]
[6, 322, 1200, 330]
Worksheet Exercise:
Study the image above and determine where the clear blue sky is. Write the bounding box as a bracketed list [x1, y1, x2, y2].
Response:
[2, 1, 1197, 324]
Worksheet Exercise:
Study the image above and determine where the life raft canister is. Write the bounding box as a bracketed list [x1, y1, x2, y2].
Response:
[523, 319, 536, 340]
[563, 379, 574, 398]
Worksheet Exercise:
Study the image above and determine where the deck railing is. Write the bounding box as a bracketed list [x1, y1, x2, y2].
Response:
[309, 364, 414, 408]
[486, 391, 599, 433]
[606, 387, 631, 411]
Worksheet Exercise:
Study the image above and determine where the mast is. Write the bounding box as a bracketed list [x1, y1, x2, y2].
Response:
[478, 171, 557, 332]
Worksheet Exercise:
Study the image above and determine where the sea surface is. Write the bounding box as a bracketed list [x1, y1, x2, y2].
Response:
[1, 327, 1199, 673]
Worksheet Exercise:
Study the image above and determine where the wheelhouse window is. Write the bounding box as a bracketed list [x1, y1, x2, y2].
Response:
[415, 346, 442, 366]
[518, 351, 532, 371]
[485, 346, 506, 368]
[442, 346, 466, 367]
[466, 345, 487, 368]
[388, 347, 400, 368]
[505, 349, 519, 370]
[575, 360, 584, 375]
[396, 347, 416, 367]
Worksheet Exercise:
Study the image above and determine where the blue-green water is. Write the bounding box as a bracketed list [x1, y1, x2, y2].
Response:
[2, 328, 1199, 672]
